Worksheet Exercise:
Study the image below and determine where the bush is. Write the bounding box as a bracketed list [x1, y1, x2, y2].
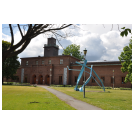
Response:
[7, 82, 13, 85]
[85, 86, 101, 89]
[120, 87, 132, 90]
[33, 84, 37, 87]
[50, 85, 73, 87]
[105, 87, 112, 89]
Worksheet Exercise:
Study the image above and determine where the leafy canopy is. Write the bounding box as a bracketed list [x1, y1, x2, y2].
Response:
[2, 40, 20, 80]
[120, 27, 131, 37]
[118, 38, 132, 83]
[63, 44, 84, 60]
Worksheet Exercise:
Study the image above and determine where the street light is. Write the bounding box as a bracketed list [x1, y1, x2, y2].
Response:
[113, 70, 114, 89]
[83, 48, 87, 98]
[50, 68, 52, 85]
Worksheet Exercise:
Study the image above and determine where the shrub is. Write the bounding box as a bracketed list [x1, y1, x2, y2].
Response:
[33, 84, 37, 87]
[120, 87, 132, 90]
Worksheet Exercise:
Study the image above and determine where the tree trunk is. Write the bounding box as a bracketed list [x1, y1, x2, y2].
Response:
[2, 77, 4, 85]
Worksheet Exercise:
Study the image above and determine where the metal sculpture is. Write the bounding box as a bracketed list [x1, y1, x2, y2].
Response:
[67, 59, 105, 92]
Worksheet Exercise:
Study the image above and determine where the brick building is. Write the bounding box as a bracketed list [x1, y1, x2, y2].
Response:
[4, 37, 132, 88]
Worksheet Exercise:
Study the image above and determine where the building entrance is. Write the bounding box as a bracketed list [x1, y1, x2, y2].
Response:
[45, 75, 50, 85]
[32, 75, 36, 84]
[38, 75, 43, 84]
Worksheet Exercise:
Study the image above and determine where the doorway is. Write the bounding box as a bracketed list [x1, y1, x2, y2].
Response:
[38, 75, 43, 84]
[25, 76, 27, 83]
[33, 75, 36, 84]
[45, 75, 50, 85]
[59, 76, 62, 84]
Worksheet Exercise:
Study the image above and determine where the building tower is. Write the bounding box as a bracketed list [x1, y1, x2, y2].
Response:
[44, 37, 59, 57]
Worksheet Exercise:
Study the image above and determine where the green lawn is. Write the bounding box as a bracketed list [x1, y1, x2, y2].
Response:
[51, 86, 132, 110]
[2, 85, 75, 110]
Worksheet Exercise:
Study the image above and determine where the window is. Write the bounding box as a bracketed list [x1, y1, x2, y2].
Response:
[36, 61, 38, 65]
[42, 60, 44, 65]
[92, 77, 95, 83]
[26, 61, 28, 65]
[122, 77, 125, 84]
[111, 76, 115, 83]
[48, 60, 51, 64]
[83, 76, 86, 82]
[60, 59, 63, 64]
[75, 76, 78, 83]
[25, 77, 27, 83]
[101, 77, 105, 83]
[59, 76, 62, 84]
[17, 77, 19, 81]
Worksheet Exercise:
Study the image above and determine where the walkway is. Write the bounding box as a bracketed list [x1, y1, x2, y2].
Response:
[38, 85, 103, 110]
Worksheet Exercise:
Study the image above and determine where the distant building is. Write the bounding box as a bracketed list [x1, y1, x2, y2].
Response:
[4, 37, 132, 88]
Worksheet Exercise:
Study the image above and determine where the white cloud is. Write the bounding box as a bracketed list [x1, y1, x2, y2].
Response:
[2, 24, 132, 63]
[100, 31, 131, 61]
[2, 31, 48, 62]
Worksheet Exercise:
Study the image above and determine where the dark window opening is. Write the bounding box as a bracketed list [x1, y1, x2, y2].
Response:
[75, 76, 78, 83]
[59, 76, 62, 84]
[101, 77, 105, 83]
[25, 77, 27, 83]
[122, 77, 125, 84]
[17, 77, 19, 81]
[111, 76, 115, 83]
[92, 77, 95, 83]
[83, 76, 86, 82]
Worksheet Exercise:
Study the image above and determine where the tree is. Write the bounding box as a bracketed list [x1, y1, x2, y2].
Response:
[63, 44, 84, 60]
[2, 24, 73, 62]
[118, 38, 132, 83]
[2, 40, 20, 84]
[120, 27, 131, 37]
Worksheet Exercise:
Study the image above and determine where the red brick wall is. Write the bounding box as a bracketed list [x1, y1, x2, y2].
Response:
[14, 55, 79, 85]
[70, 64, 132, 88]
[5, 56, 132, 88]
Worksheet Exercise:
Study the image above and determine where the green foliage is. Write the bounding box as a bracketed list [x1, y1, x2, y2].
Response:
[120, 27, 131, 37]
[120, 87, 132, 90]
[63, 44, 84, 60]
[2, 40, 20, 81]
[2, 40, 11, 51]
[50, 84, 73, 87]
[118, 39, 132, 83]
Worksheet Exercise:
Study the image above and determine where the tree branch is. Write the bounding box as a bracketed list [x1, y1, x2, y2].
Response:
[17, 24, 23, 37]
[53, 32, 64, 49]
[30, 24, 72, 38]
[8, 39, 31, 58]
[3, 24, 73, 61]
[9, 24, 14, 48]
[117, 24, 121, 32]
[9, 24, 33, 52]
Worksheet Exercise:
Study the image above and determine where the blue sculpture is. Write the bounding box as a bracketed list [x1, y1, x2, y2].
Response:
[67, 59, 105, 92]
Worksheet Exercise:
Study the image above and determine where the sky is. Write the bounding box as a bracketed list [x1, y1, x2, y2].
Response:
[2, 24, 132, 63]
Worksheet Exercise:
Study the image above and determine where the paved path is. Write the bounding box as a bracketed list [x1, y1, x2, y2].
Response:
[38, 85, 103, 110]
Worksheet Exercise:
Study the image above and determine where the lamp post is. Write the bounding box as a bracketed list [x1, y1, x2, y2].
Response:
[50, 68, 52, 85]
[113, 70, 114, 89]
[83, 48, 87, 98]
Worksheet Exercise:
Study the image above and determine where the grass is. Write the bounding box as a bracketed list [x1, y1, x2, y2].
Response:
[2, 85, 75, 110]
[50, 86, 132, 110]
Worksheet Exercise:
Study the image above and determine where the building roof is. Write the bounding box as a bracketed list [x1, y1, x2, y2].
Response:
[20, 55, 81, 61]
[71, 60, 121, 66]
